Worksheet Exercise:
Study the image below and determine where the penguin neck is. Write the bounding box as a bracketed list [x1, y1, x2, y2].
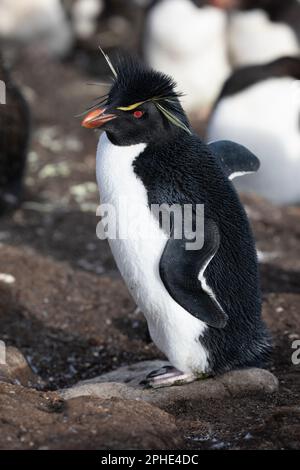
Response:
[103, 132, 147, 155]
[105, 132, 146, 149]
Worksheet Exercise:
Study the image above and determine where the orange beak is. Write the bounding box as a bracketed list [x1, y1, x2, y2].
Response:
[81, 107, 117, 129]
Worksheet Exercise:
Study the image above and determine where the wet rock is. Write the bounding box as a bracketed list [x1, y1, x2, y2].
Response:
[0, 382, 182, 450]
[60, 360, 278, 409]
[0, 346, 43, 388]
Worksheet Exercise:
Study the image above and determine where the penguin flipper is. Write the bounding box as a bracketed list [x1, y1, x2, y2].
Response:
[159, 218, 228, 329]
[209, 140, 260, 180]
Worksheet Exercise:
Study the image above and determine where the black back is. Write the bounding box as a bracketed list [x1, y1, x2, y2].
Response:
[133, 131, 270, 373]
[216, 56, 300, 104]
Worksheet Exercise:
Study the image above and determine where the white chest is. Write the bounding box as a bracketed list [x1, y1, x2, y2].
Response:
[96, 133, 208, 374]
[96, 133, 168, 307]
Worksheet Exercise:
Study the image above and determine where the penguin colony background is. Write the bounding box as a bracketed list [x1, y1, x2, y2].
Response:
[82, 54, 271, 388]
[1, 0, 300, 205]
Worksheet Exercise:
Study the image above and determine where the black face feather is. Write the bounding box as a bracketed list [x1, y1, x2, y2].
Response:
[217, 56, 300, 103]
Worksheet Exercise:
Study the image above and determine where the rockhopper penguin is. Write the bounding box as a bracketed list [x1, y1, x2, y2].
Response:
[82, 54, 271, 388]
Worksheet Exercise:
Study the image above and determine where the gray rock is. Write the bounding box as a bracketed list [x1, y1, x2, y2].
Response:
[218, 368, 279, 396]
[60, 360, 279, 408]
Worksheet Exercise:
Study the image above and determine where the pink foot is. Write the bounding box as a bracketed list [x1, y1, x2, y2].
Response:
[141, 365, 197, 389]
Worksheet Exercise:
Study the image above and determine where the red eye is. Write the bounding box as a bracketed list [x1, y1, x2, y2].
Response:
[133, 110, 144, 118]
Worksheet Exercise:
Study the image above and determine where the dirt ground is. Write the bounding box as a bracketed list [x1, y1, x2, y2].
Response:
[0, 49, 299, 450]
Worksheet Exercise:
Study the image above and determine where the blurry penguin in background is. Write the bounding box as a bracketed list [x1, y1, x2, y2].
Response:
[0, 0, 73, 58]
[69, 0, 104, 40]
[144, 0, 231, 116]
[210, 0, 300, 66]
[62, 0, 104, 41]
[228, 9, 299, 67]
[0, 55, 30, 214]
[207, 56, 300, 205]
[213, 0, 300, 41]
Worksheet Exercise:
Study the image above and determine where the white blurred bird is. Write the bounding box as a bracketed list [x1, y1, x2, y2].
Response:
[0, 0, 73, 57]
[209, 0, 300, 66]
[144, 0, 231, 115]
[228, 8, 299, 66]
[70, 0, 104, 40]
[207, 57, 300, 205]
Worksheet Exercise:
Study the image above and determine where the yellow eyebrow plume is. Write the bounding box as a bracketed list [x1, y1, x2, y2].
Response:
[117, 101, 145, 111]
[116, 96, 192, 135]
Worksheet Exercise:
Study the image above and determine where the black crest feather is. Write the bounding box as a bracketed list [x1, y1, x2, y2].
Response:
[110, 55, 182, 106]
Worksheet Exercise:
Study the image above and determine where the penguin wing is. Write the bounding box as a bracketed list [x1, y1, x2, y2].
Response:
[159, 218, 228, 328]
[209, 140, 260, 180]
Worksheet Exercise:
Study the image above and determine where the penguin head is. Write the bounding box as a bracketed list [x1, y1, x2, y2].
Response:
[81, 54, 191, 145]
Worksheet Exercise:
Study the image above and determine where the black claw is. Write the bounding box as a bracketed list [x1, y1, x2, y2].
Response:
[139, 379, 152, 389]
[145, 369, 160, 379]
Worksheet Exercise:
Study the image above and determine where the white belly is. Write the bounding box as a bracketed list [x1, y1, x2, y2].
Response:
[96, 132, 208, 373]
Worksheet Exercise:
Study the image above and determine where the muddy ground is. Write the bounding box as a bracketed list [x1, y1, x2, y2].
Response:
[0, 50, 299, 450]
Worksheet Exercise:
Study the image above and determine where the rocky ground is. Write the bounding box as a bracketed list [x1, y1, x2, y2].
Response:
[0, 50, 299, 450]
